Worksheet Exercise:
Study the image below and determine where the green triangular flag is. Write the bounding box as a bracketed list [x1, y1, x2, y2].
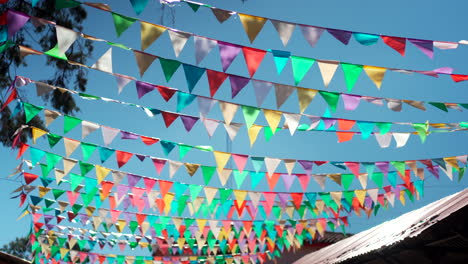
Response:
[79, 161, 94, 176]
[219, 188, 232, 203]
[179, 144, 193, 159]
[370, 172, 383, 188]
[44, 199, 55, 208]
[160, 140, 177, 156]
[201, 166, 216, 185]
[376, 122, 392, 135]
[23, 103, 43, 123]
[183, 64, 206, 92]
[341, 174, 353, 190]
[64, 115, 82, 134]
[458, 168, 465, 182]
[40, 163, 53, 177]
[233, 170, 248, 188]
[177, 195, 190, 215]
[428, 102, 448, 112]
[319, 91, 340, 112]
[357, 121, 374, 139]
[129, 221, 139, 234]
[52, 189, 65, 199]
[241, 105, 261, 128]
[30, 147, 45, 165]
[250, 157, 264, 172]
[0, 40, 14, 53]
[177, 92, 197, 112]
[55, 0, 81, 10]
[341, 63, 363, 91]
[189, 185, 203, 201]
[250, 171, 264, 189]
[111, 12, 137, 37]
[264, 127, 281, 142]
[159, 58, 181, 82]
[343, 191, 354, 205]
[387, 171, 397, 187]
[186, 2, 201, 12]
[270, 50, 290, 75]
[290, 56, 315, 85]
[412, 122, 428, 143]
[47, 133, 62, 148]
[80, 142, 97, 161]
[70, 173, 84, 190]
[46, 152, 62, 169]
[81, 188, 97, 206]
[390, 161, 405, 175]
[44, 44, 68, 60]
[98, 147, 115, 163]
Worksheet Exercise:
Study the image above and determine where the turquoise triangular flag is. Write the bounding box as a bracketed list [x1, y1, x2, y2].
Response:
[250, 171, 264, 189]
[270, 49, 290, 75]
[160, 140, 177, 156]
[183, 64, 206, 92]
[30, 147, 46, 166]
[98, 147, 115, 163]
[177, 92, 197, 112]
[233, 170, 249, 188]
[357, 121, 374, 139]
[250, 157, 264, 172]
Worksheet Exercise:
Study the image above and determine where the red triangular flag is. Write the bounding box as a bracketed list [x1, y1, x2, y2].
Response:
[206, 69, 228, 97]
[296, 174, 310, 191]
[242, 47, 266, 77]
[115, 150, 133, 168]
[290, 193, 304, 210]
[23, 172, 39, 184]
[382, 36, 406, 56]
[344, 161, 360, 177]
[156, 85, 177, 101]
[336, 131, 355, 143]
[159, 180, 173, 197]
[143, 178, 157, 193]
[451, 74, 468, 82]
[17, 143, 29, 159]
[160, 111, 179, 127]
[101, 181, 114, 200]
[152, 158, 166, 175]
[1, 88, 17, 111]
[267, 173, 281, 190]
[141, 135, 159, 145]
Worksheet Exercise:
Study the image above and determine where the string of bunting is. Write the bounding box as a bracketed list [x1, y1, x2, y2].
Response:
[158, 0, 468, 60]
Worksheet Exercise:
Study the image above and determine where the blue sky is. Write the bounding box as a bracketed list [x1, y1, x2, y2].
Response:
[1, 0, 468, 253]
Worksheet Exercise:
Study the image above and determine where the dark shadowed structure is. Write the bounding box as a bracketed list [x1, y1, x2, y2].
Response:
[0, 252, 30, 264]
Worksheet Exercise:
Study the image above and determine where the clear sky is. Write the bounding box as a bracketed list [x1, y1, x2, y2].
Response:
[1, 0, 468, 255]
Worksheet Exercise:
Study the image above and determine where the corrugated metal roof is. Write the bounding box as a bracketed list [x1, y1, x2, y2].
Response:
[294, 188, 468, 264]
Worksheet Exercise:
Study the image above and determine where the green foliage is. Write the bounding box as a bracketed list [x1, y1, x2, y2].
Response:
[0, 236, 30, 260]
[0, 0, 93, 147]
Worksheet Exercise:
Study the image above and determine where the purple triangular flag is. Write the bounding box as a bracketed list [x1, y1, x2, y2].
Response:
[281, 174, 295, 191]
[277, 193, 289, 208]
[341, 94, 361, 111]
[135, 81, 155, 99]
[327, 28, 352, 45]
[180, 115, 199, 132]
[127, 174, 141, 187]
[218, 41, 242, 72]
[120, 131, 139, 140]
[409, 39, 433, 59]
[7, 10, 30, 38]
[252, 80, 273, 107]
[229, 74, 250, 98]
[322, 118, 337, 130]
[375, 161, 389, 176]
[298, 160, 313, 175]
[136, 154, 146, 162]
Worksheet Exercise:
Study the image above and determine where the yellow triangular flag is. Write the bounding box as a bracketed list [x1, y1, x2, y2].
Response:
[213, 151, 231, 173]
[134, 51, 157, 77]
[330, 191, 342, 207]
[219, 102, 239, 125]
[163, 193, 175, 215]
[60, 248, 69, 259]
[296, 88, 317, 113]
[140, 21, 167, 51]
[363, 65, 386, 89]
[85, 206, 95, 217]
[327, 174, 342, 186]
[354, 189, 367, 206]
[38, 186, 51, 198]
[185, 163, 200, 176]
[116, 219, 127, 232]
[444, 157, 459, 170]
[177, 238, 186, 250]
[317, 60, 339, 88]
[95, 165, 111, 183]
[233, 190, 248, 205]
[32, 127, 47, 144]
[204, 187, 218, 206]
[63, 138, 80, 157]
[247, 124, 263, 146]
[196, 218, 207, 231]
[263, 109, 282, 134]
[238, 14, 268, 43]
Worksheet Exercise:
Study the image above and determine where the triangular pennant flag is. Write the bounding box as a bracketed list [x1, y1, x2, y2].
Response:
[342, 94, 361, 111]
[44, 44, 68, 60]
[101, 126, 120, 146]
[115, 150, 133, 168]
[248, 125, 263, 146]
[218, 168, 232, 186]
[204, 187, 217, 205]
[201, 166, 216, 185]
[130, 0, 149, 15]
[357, 121, 374, 139]
[32, 127, 47, 144]
[317, 60, 339, 88]
[271, 20, 295, 46]
[185, 163, 200, 177]
[241, 105, 261, 128]
[23, 103, 43, 123]
[336, 131, 354, 143]
[252, 80, 273, 107]
[327, 29, 352, 45]
[264, 158, 282, 177]
[64, 115, 82, 134]
[211, 8, 233, 23]
[238, 14, 267, 43]
[242, 47, 266, 77]
[232, 154, 249, 173]
[91, 48, 113, 73]
[229, 75, 250, 98]
[206, 70, 228, 97]
[44, 109, 60, 127]
[218, 41, 242, 72]
[263, 109, 282, 134]
[375, 133, 392, 148]
[160, 140, 177, 156]
[219, 101, 239, 125]
[296, 88, 317, 113]
[341, 63, 363, 92]
[80, 142, 97, 161]
[382, 36, 406, 56]
[7, 10, 30, 38]
[270, 50, 290, 75]
[135, 81, 155, 99]
[159, 180, 173, 198]
[319, 91, 340, 112]
[180, 116, 199, 132]
[160, 111, 179, 128]
[224, 123, 243, 141]
[159, 58, 181, 82]
[183, 64, 206, 92]
[290, 56, 315, 85]
[233, 170, 248, 188]
[213, 151, 231, 173]
[408, 38, 433, 59]
[81, 121, 99, 139]
[363, 66, 386, 89]
[111, 12, 137, 37]
[140, 21, 166, 51]
[353, 33, 379, 46]
[233, 190, 248, 205]
[274, 84, 295, 108]
[134, 51, 157, 77]
[202, 118, 219, 137]
[393, 133, 411, 148]
[194, 36, 217, 65]
[177, 92, 197, 112]
[168, 30, 191, 57]
[63, 138, 80, 157]
[283, 113, 301, 135]
[300, 25, 324, 47]
[56, 25, 79, 55]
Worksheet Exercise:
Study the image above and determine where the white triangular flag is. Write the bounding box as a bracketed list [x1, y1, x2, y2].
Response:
[197, 97, 217, 118]
[169, 160, 183, 178]
[264, 157, 281, 177]
[393, 133, 410, 148]
[56, 25, 79, 55]
[367, 189, 379, 203]
[219, 101, 239, 125]
[300, 25, 324, 47]
[91, 48, 113, 73]
[249, 191, 261, 209]
[115, 74, 133, 94]
[202, 118, 220, 137]
[317, 60, 339, 88]
[271, 20, 295, 46]
[375, 133, 392, 148]
[168, 30, 191, 57]
[224, 122, 243, 141]
[194, 36, 217, 65]
[283, 113, 301, 135]
[101, 126, 120, 146]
